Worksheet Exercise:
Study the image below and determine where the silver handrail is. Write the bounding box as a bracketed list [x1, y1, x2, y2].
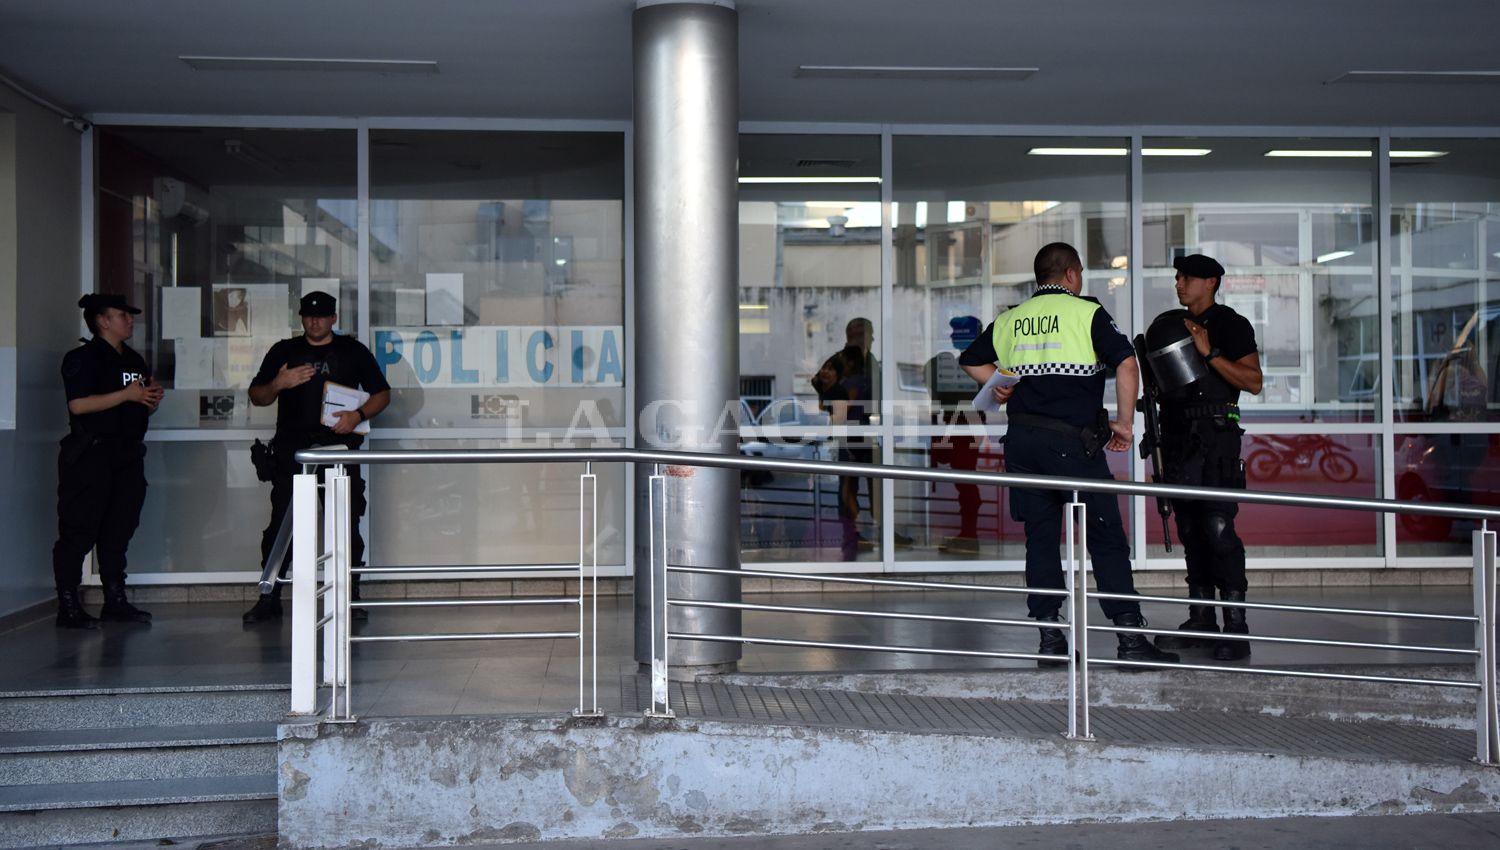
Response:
[296, 446, 1500, 522]
[288, 444, 1499, 764]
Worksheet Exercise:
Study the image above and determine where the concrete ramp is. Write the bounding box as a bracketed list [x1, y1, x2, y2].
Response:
[277, 678, 1500, 848]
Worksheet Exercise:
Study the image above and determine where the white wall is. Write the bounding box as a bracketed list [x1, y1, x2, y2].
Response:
[0, 91, 82, 618]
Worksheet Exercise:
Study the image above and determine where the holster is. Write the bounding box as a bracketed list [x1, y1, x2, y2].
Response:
[250, 438, 277, 482]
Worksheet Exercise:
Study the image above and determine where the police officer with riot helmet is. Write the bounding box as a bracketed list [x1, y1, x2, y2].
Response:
[1148, 254, 1263, 661]
[960, 243, 1179, 666]
[53, 294, 162, 628]
[242, 291, 390, 623]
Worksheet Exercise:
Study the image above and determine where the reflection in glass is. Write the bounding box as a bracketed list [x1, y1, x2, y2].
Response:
[1143, 138, 1377, 422]
[369, 130, 625, 428]
[892, 137, 1130, 426]
[1391, 139, 1500, 423]
[96, 127, 358, 431]
[1147, 433, 1382, 557]
[368, 438, 626, 567]
[1394, 433, 1500, 554]
[135, 441, 267, 572]
[740, 438, 882, 564]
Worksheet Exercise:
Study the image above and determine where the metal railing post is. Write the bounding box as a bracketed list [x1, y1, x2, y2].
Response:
[334, 465, 354, 722]
[1068, 492, 1092, 740]
[321, 468, 337, 689]
[646, 467, 673, 718]
[575, 463, 603, 717]
[1476, 526, 1499, 765]
[288, 472, 318, 715]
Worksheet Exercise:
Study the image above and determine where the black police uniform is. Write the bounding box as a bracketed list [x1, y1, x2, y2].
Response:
[54, 329, 152, 625]
[962, 286, 1176, 666]
[1159, 303, 1256, 596]
[1151, 253, 1259, 660]
[251, 332, 390, 603]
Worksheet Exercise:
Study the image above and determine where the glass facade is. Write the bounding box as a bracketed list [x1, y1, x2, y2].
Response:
[92, 127, 1500, 580]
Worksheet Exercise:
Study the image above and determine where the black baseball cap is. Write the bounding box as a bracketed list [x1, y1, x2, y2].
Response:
[299, 291, 337, 317]
[1173, 254, 1226, 279]
[78, 293, 141, 315]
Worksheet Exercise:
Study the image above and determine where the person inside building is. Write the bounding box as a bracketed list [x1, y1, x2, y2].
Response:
[924, 315, 985, 555]
[52, 294, 163, 629]
[241, 291, 390, 623]
[960, 242, 1178, 667]
[813, 317, 880, 558]
[1150, 254, 1263, 661]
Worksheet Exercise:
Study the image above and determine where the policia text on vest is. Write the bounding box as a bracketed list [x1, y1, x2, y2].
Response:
[959, 242, 1180, 668]
[53, 294, 161, 629]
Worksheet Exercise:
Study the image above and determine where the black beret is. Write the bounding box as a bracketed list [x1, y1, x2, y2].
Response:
[299, 291, 337, 317]
[78, 293, 142, 314]
[1173, 254, 1226, 279]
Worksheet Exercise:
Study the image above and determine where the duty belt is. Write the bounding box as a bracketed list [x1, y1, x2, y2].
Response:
[1009, 410, 1110, 458]
[1171, 402, 1240, 421]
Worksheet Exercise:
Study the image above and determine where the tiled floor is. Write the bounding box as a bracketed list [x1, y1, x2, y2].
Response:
[0, 585, 1479, 719]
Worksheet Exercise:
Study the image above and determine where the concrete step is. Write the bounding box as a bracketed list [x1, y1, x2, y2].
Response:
[0, 721, 276, 784]
[0, 683, 288, 732]
[0, 774, 276, 849]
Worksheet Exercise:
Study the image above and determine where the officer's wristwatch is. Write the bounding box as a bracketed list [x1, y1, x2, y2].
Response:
[1205, 347, 1222, 363]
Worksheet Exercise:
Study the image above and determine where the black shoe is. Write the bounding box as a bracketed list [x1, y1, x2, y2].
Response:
[1036, 614, 1068, 668]
[1213, 590, 1251, 661]
[242, 595, 283, 623]
[99, 582, 152, 623]
[1114, 612, 1180, 664]
[55, 588, 99, 630]
[1154, 584, 1220, 650]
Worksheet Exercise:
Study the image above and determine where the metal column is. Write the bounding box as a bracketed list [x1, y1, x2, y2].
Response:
[631, 0, 742, 670]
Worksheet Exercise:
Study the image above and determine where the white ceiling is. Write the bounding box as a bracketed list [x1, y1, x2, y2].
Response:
[3, 0, 1499, 126]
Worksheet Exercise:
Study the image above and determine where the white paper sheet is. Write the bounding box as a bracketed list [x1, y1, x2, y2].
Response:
[321, 380, 371, 434]
[972, 368, 1021, 412]
[248, 284, 291, 338]
[173, 338, 220, 389]
[425, 273, 465, 326]
[160, 287, 201, 340]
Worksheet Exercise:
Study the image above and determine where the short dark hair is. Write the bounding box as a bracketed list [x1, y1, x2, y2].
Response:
[1034, 242, 1082, 286]
[80, 301, 110, 336]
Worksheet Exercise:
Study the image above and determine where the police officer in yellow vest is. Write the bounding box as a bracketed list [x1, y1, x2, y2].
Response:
[961, 243, 1179, 666]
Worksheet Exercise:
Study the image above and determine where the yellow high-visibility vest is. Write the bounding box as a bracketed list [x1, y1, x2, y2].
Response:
[992, 291, 1103, 378]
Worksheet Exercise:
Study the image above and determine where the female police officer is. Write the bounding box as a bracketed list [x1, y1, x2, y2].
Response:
[52, 294, 162, 628]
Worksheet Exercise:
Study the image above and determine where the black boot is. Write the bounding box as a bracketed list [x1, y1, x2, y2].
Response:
[55, 588, 99, 630]
[99, 582, 152, 623]
[1213, 590, 1251, 661]
[1155, 584, 1219, 650]
[242, 594, 283, 624]
[1036, 614, 1068, 668]
[1114, 612, 1180, 664]
[349, 573, 368, 621]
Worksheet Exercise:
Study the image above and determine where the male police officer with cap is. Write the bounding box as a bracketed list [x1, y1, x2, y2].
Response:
[53, 294, 163, 628]
[242, 291, 390, 623]
[961, 243, 1178, 666]
[1151, 254, 1263, 660]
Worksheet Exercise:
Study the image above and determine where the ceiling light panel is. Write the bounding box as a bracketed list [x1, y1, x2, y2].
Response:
[795, 65, 1037, 81]
[1328, 70, 1500, 84]
[181, 56, 439, 73]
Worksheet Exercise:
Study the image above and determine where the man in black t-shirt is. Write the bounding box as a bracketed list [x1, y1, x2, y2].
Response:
[242, 291, 391, 623]
[52, 294, 164, 628]
[1151, 254, 1264, 661]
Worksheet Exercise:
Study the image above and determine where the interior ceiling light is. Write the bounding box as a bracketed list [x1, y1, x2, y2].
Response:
[738, 176, 882, 184]
[180, 56, 439, 73]
[1328, 70, 1500, 84]
[1026, 148, 1211, 156]
[796, 65, 1037, 81]
[1316, 250, 1355, 264]
[1264, 150, 1448, 158]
